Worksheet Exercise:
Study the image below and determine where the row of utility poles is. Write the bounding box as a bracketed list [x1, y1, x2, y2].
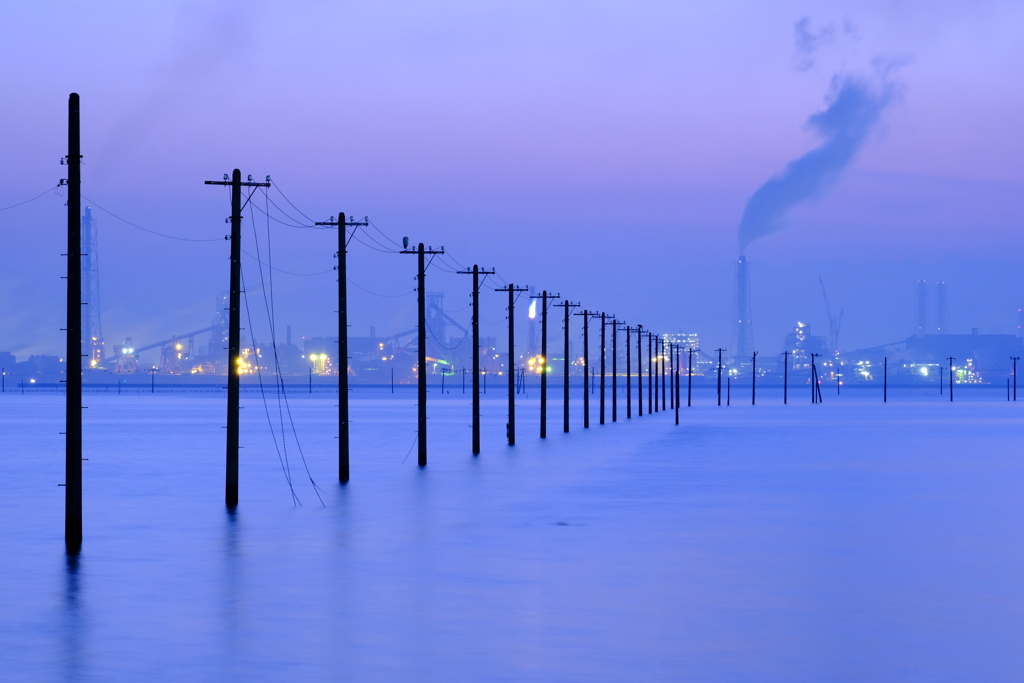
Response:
[60, 93, 1022, 554]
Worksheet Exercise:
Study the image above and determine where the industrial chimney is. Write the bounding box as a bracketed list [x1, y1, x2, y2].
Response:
[735, 256, 753, 360]
[916, 280, 929, 336]
[935, 282, 947, 334]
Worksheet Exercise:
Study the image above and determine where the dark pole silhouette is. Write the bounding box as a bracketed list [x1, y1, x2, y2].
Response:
[811, 353, 821, 404]
[611, 319, 618, 422]
[559, 300, 577, 433]
[660, 336, 666, 411]
[458, 265, 495, 455]
[783, 350, 789, 405]
[687, 346, 694, 407]
[1012, 357, 1019, 401]
[668, 342, 674, 410]
[940, 366, 944, 395]
[400, 242, 446, 466]
[674, 345, 680, 424]
[637, 325, 644, 416]
[948, 356, 955, 401]
[883, 356, 887, 403]
[576, 310, 591, 428]
[315, 213, 369, 483]
[716, 349, 725, 406]
[625, 325, 632, 418]
[599, 313, 607, 425]
[495, 283, 528, 445]
[532, 291, 560, 438]
[648, 333, 655, 413]
[205, 169, 270, 505]
[65, 93, 83, 550]
[751, 351, 757, 405]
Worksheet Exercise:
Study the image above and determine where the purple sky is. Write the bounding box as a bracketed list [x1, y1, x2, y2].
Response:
[1, 1, 1022, 359]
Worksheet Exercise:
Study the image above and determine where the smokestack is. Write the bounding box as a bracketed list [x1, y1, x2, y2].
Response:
[935, 282, 947, 334]
[286, 324, 292, 346]
[735, 256, 753, 360]
[916, 280, 929, 336]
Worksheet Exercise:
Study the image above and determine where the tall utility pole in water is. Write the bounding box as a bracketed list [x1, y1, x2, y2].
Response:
[457, 265, 495, 455]
[599, 313, 610, 425]
[205, 170, 270, 507]
[558, 300, 578, 433]
[1012, 356, 1019, 401]
[716, 348, 726, 406]
[400, 243, 446, 465]
[648, 333, 655, 413]
[751, 351, 757, 406]
[531, 291, 560, 437]
[637, 325, 644, 416]
[575, 309, 592, 428]
[675, 345, 681, 424]
[783, 350, 789, 405]
[315, 213, 368, 483]
[622, 324, 632, 418]
[65, 93, 83, 551]
[947, 356, 956, 401]
[610, 318, 618, 422]
[495, 284, 529, 445]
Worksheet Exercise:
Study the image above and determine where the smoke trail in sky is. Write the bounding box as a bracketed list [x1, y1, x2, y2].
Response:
[737, 72, 899, 254]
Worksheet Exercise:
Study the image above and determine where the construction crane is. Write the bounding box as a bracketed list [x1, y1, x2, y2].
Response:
[819, 276, 843, 359]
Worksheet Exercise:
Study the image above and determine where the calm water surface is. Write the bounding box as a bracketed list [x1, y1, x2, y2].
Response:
[1, 388, 1022, 681]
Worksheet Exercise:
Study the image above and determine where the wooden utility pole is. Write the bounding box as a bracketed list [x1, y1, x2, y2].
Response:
[65, 93, 83, 550]
[637, 325, 644, 416]
[400, 242, 446, 465]
[205, 169, 270, 506]
[687, 346, 695, 407]
[495, 284, 528, 445]
[458, 265, 495, 454]
[751, 351, 757, 406]
[531, 291, 560, 437]
[660, 336, 666, 411]
[649, 333, 655, 413]
[575, 310, 592, 428]
[599, 313, 609, 425]
[558, 300, 578, 432]
[623, 325, 632, 418]
[947, 356, 955, 401]
[1012, 356, 1019, 401]
[674, 345, 680, 424]
[783, 350, 789, 405]
[611, 318, 618, 422]
[883, 356, 888, 403]
[314, 213, 368, 483]
[716, 348, 726, 406]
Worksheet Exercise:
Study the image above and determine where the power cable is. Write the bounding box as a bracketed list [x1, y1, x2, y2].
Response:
[251, 200, 324, 505]
[0, 185, 60, 211]
[82, 195, 222, 242]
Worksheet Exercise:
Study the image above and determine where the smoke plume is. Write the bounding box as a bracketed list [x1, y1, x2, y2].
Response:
[737, 71, 899, 253]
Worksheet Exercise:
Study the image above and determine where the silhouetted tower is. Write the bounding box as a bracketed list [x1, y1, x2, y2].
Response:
[936, 282, 947, 334]
[81, 207, 104, 368]
[916, 280, 929, 336]
[735, 255, 753, 360]
[426, 292, 448, 355]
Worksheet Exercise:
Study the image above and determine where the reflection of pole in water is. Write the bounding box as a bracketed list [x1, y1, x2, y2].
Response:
[62, 551, 84, 681]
